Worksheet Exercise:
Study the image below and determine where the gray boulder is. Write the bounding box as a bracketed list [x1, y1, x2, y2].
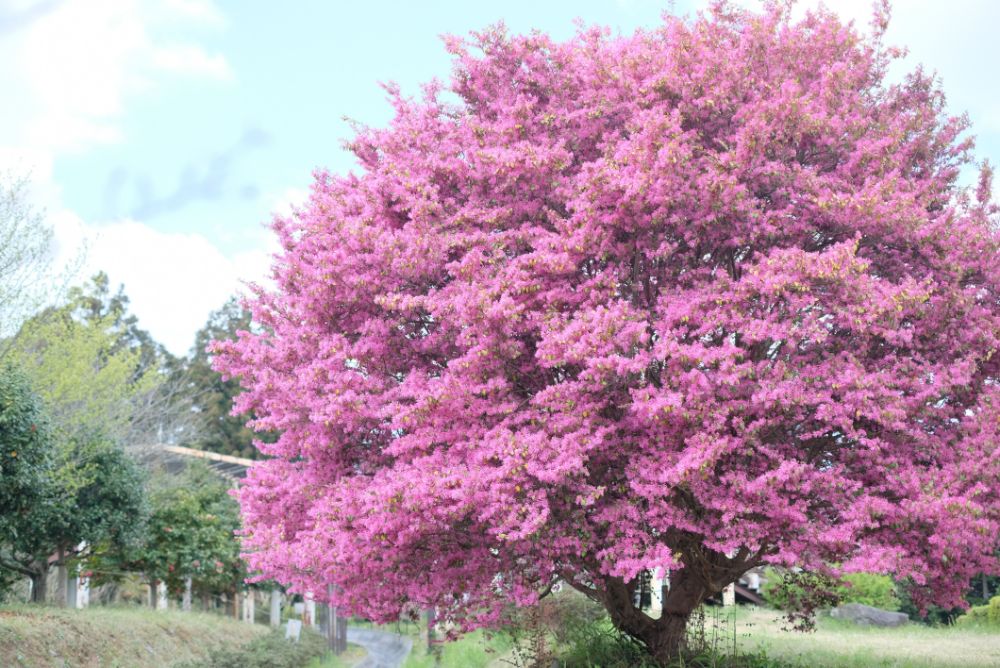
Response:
[830, 603, 908, 627]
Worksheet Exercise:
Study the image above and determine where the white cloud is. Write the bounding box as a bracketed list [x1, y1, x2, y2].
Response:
[0, 0, 253, 356]
[53, 215, 273, 357]
[0, 0, 233, 156]
[152, 44, 233, 80]
[160, 0, 226, 27]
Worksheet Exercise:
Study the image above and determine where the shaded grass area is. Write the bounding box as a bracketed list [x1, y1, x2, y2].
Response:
[347, 617, 509, 668]
[721, 606, 1000, 668]
[403, 629, 511, 668]
[305, 643, 367, 667]
[180, 627, 344, 668]
[0, 604, 265, 667]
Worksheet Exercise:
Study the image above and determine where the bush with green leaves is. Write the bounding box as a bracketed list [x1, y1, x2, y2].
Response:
[0, 365, 52, 599]
[761, 569, 899, 613]
[956, 595, 1000, 627]
[836, 573, 900, 610]
[94, 462, 245, 600]
[0, 384, 146, 604]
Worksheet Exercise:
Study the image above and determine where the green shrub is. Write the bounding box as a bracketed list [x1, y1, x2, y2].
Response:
[179, 628, 328, 668]
[956, 595, 1000, 627]
[839, 573, 900, 610]
[761, 569, 899, 611]
[555, 615, 659, 668]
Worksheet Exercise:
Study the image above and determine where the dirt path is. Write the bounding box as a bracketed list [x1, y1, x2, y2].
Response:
[347, 627, 413, 668]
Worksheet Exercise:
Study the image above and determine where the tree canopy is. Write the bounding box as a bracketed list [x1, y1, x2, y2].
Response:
[9, 273, 196, 448]
[0, 173, 61, 353]
[110, 463, 243, 598]
[184, 298, 269, 459]
[0, 408, 146, 602]
[213, 3, 1000, 663]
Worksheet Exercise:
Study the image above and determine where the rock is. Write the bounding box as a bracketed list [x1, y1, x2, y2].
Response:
[830, 603, 908, 627]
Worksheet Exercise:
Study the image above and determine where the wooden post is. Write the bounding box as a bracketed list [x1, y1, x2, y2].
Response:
[426, 607, 435, 652]
[270, 589, 282, 627]
[327, 584, 343, 655]
[156, 581, 169, 610]
[243, 590, 255, 623]
[182, 577, 192, 612]
[56, 546, 67, 606]
[338, 616, 347, 653]
[722, 582, 736, 607]
[305, 592, 316, 627]
[66, 572, 78, 609]
[76, 574, 90, 608]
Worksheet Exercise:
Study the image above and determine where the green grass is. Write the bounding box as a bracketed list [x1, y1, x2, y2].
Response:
[709, 606, 1000, 668]
[321, 605, 1000, 668]
[343, 618, 509, 668]
[304, 643, 366, 667]
[0, 604, 266, 667]
[402, 629, 511, 668]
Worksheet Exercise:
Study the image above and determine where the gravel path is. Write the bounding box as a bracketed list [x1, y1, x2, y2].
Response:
[348, 627, 414, 668]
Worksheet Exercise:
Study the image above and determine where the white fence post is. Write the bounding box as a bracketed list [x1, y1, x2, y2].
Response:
[270, 589, 282, 627]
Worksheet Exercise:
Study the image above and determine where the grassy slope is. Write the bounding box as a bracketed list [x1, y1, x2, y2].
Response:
[719, 606, 1000, 668]
[0, 605, 266, 668]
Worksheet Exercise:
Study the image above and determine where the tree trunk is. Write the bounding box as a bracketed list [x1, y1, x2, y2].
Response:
[566, 551, 752, 665]
[597, 571, 708, 666]
[29, 569, 47, 603]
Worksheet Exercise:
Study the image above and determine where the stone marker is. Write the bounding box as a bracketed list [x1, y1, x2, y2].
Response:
[285, 619, 302, 642]
[830, 603, 908, 627]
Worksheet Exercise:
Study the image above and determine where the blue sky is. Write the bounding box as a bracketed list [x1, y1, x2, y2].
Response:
[2, 0, 998, 355]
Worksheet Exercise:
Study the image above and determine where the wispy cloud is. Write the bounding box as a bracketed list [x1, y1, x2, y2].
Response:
[160, 0, 225, 27]
[0, 0, 62, 36]
[0, 0, 234, 156]
[101, 127, 272, 220]
[54, 212, 275, 356]
[152, 43, 233, 80]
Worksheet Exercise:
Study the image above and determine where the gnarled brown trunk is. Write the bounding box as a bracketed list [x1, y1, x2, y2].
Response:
[564, 547, 756, 666]
[593, 560, 742, 665]
[603, 575, 703, 665]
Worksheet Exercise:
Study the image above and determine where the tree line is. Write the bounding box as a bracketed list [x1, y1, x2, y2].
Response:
[0, 173, 261, 608]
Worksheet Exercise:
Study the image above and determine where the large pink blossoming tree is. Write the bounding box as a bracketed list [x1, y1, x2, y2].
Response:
[213, 3, 1000, 662]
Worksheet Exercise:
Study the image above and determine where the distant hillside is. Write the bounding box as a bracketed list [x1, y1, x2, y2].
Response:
[0, 605, 265, 667]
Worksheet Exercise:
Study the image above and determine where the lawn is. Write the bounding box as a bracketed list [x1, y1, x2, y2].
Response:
[711, 606, 1000, 668]
[403, 628, 512, 668]
[347, 617, 511, 668]
[338, 605, 1000, 668]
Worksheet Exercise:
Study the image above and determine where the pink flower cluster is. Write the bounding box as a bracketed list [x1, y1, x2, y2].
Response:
[213, 3, 1000, 627]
